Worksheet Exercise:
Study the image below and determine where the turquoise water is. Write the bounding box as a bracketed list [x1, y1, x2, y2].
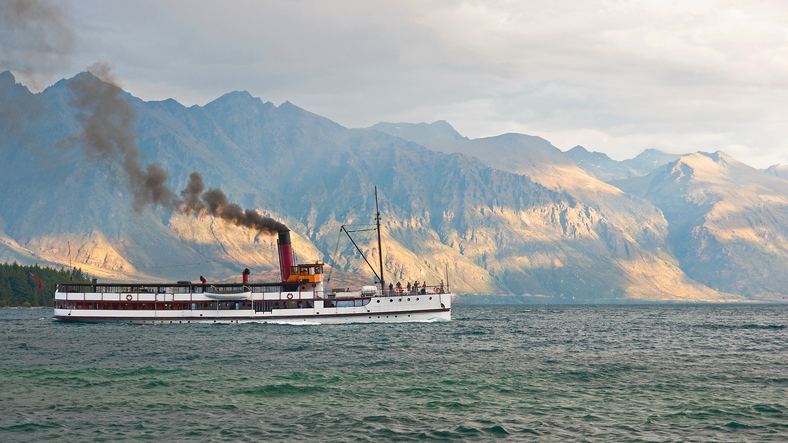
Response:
[2, 304, 788, 441]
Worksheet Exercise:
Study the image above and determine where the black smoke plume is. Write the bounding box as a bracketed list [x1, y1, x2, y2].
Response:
[68, 64, 287, 233]
[68, 63, 177, 211]
[1, 1, 286, 235]
[181, 172, 287, 233]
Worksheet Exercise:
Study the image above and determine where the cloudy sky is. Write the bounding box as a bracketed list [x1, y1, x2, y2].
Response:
[4, 0, 788, 167]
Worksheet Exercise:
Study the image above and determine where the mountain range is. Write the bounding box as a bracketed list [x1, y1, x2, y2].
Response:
[2, 70, 787, 302]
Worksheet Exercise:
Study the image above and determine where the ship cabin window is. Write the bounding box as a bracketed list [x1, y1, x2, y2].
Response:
[251, 284, 280, 293]
[324, 298, 370, 308]
[296, 264, 323, 276]
[169, 286, 192, 294]
[218, 301, 252, 310]
[282, 284, 299, 292]
[286, 300, 314, 309]
[270, 300, 315, 309]
[57, 300, 257, 311]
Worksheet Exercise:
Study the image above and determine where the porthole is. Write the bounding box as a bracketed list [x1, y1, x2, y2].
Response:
[399, 298, 402, 302]
[377, 300, 380, 303]
[429, 297, 433, 300]
[390, 299, 393, 302]
[416, 298, 419, 301]
[407, 298, 410, 301]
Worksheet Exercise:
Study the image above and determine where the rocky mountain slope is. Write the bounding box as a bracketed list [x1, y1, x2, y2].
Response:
[766, 163, 788, 181]
[615, 152, 788, 300]
[371, 122, 724, 301]
[564, 146, 681, 181]
[0, 71, 783, 300]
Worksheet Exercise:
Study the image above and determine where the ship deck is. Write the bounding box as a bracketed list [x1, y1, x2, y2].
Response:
[54, 283, 452, 324]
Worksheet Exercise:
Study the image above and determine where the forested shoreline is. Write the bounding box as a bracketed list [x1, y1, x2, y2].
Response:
[0, 263, 91, 307]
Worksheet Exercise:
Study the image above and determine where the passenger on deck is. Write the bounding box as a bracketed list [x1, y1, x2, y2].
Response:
[407, 282, 412, 293]
[421, 282, 426, 294]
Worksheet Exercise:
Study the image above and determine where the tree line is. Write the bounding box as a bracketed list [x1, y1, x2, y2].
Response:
[0, 263, 91, 307]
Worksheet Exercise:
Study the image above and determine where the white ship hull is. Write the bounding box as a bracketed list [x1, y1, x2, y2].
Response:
[54, 289, 451, 325]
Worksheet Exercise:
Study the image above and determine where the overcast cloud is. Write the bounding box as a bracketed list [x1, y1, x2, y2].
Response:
[8, 0, 788, 168]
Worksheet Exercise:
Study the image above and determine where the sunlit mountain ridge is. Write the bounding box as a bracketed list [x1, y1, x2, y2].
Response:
[1, 71, 785, 301]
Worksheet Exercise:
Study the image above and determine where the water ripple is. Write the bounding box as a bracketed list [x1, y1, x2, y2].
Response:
[2, 305, 788, 441]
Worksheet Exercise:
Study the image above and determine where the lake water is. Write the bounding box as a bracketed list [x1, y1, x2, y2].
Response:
[2, 304, 788, 441]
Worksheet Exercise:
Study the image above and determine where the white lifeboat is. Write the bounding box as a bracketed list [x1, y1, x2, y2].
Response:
[204, 287, 252, 300]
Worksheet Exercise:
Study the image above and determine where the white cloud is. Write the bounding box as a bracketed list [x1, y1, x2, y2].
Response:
[17, 0, 788, 168]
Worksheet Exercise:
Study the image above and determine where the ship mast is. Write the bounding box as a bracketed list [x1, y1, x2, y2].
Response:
[375, 186, 385, 290]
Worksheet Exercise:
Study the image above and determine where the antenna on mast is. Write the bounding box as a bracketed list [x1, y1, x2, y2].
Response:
[375, 186, 385, 290]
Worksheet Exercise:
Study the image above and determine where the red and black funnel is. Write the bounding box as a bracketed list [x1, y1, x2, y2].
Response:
[278, 230, 294, 282]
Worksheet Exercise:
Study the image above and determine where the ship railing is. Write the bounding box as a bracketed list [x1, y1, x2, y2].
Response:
[385, 284, 448, 296]
[328, 284, 449, 298]
[56, 282, 331, 304]
[58, 282, 284, 294]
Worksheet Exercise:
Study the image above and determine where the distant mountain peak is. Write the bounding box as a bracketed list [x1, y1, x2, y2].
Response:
[202, 90, 276, 118]
[661, 151, 749, 185]
[0, 70, 32, 99]
[229, 90, 255, 99]
[765, 163, 788, 180]
[690, 150, 737, 167]
[567, 145, 589, 153]
[369, 120, 466, 149]
[72, 70, 100, 81]
[674, 152, 711, 166]
[208, 90, 260, 106]
[491, 132, 545, 142]
[0, 70, 16, 85]
[564, 145, 632, 181]
[45, 71, 129, 99]
[429, 119, 462, 134]
[277, 100, 307, 113]
[565, 146, 683, 182]
[566, 145, 613, 161]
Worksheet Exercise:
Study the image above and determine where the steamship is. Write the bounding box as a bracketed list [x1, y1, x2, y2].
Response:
[54, 190, 452, 324]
